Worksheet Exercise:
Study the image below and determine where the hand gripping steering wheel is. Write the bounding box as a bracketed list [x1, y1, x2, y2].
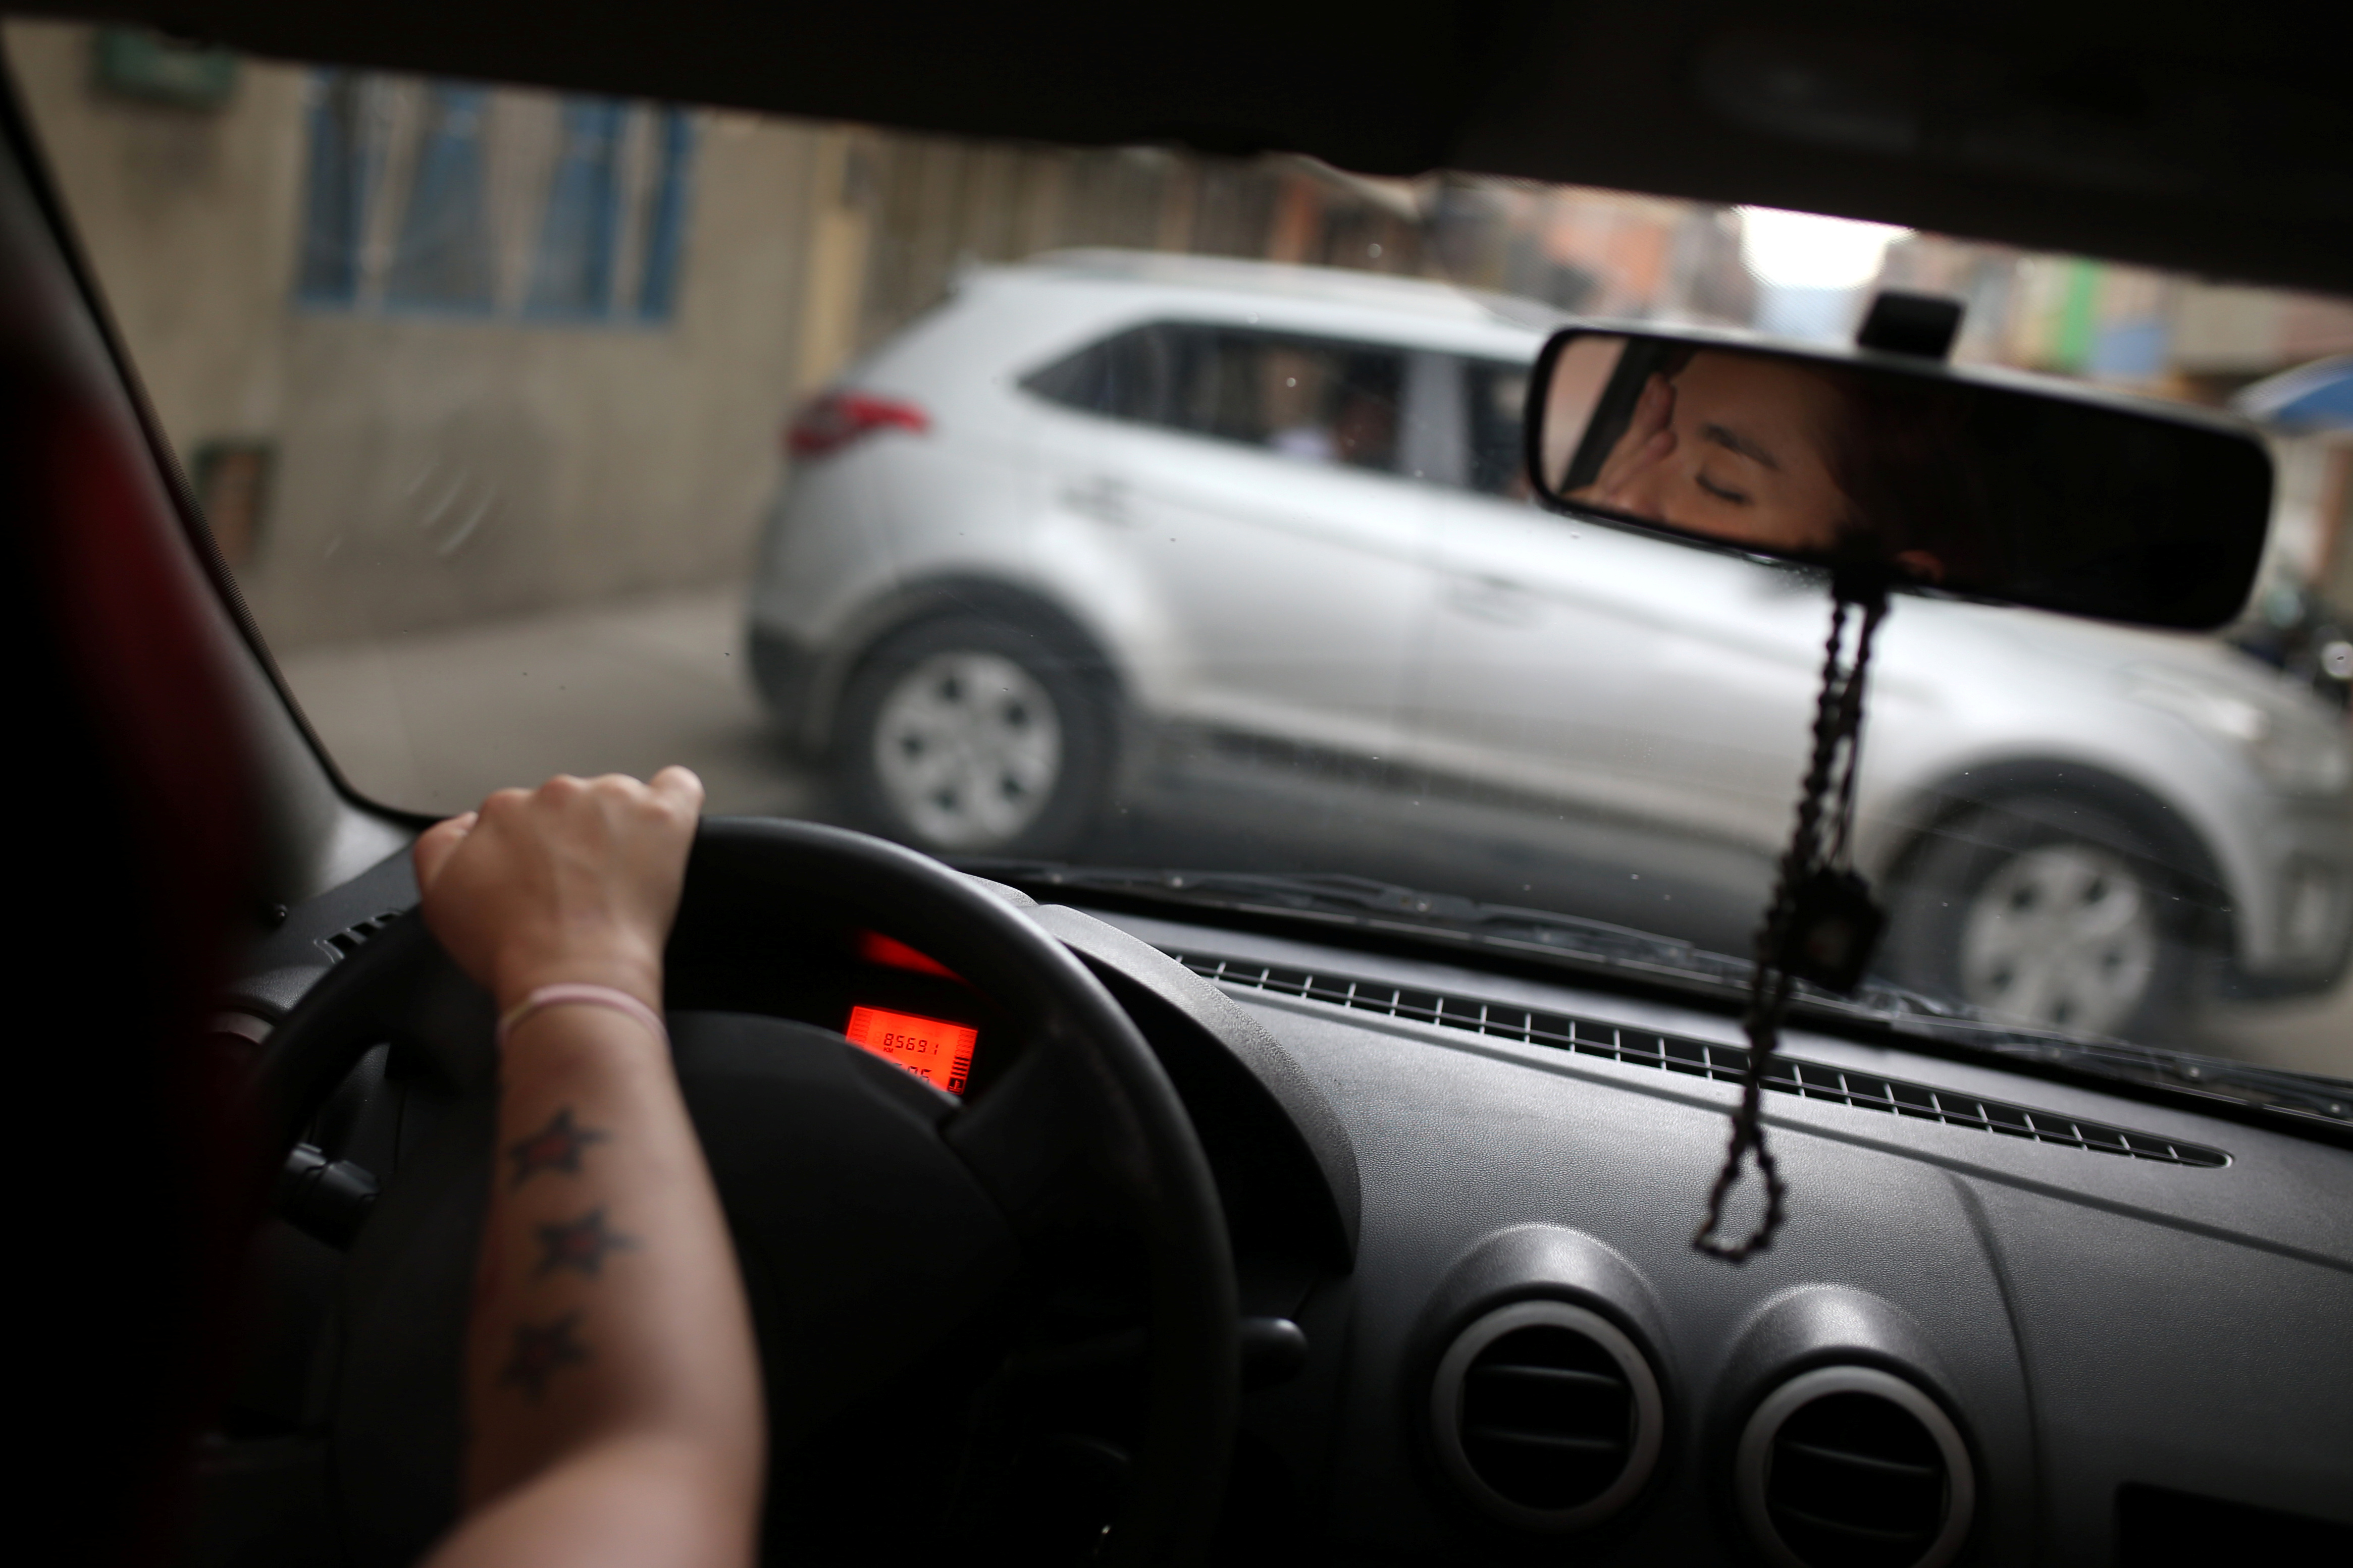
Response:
[256, 817, 1238, 1564]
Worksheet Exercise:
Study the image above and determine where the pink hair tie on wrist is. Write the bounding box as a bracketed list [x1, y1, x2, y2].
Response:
[497, 984, 669, 1049]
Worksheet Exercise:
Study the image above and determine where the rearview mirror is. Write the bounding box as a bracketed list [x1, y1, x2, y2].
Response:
[1526, 328, 2274, 629]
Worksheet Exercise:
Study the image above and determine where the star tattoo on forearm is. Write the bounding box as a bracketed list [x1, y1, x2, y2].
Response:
[533, 1207, 639, 1279]
[506, 1106, 609, 1189]
[500, 1311, 590, 1401]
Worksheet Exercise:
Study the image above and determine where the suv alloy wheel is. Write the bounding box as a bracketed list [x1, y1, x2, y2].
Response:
[833, 614, 1116, 858]
[1886, 799, 2202, 1040]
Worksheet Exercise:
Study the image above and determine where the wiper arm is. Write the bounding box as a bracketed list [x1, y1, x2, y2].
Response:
[1911, 1021, 2353, 1129]
[969, 859, 1750, 979]
[964, 859, 2353, 1132]
[964, 859, 1964, 1026]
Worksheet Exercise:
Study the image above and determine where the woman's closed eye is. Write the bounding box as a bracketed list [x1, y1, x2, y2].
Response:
[1696, 469, 1751, 504]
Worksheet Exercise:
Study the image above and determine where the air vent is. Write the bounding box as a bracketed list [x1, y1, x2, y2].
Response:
[1173, 952, 2230, 1169]
[1737, 1367, 1973, 1568]
[317, 910, 401, 964]
[1430, 1301, 1662, 1533]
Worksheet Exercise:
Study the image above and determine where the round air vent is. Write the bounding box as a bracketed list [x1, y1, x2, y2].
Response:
[1429, 1300, 1664, 1532]
[1736, 1366, 1975, 1568]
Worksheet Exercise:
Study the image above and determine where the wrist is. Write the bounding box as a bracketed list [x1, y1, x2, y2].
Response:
[498, 983, 670, 1066]
[493, 949, 665, 1018]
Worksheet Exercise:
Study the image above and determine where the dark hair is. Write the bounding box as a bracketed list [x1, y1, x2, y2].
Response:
[1814, 367, 2008, 584]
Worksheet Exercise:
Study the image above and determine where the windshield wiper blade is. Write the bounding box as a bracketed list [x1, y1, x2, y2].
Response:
[964, 859, 1969, 1029]
[964, 859, 2353, 1130]
[970, 860, 1749, 978]
[1907, 1022, 2353, 1128]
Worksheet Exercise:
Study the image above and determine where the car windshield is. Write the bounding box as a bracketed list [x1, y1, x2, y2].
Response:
[15, 21, 2353, 1089]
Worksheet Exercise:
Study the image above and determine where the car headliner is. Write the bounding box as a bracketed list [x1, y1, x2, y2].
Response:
[20, 1, 2353, 301]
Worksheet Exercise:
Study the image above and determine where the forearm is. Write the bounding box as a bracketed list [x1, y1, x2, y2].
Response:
[408, 768, 750, 1567]
[451, 1002, 763, 1540]
[429, 1435, 752, 1568]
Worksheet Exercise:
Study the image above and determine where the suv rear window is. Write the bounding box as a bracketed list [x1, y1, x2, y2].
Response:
[1026, 322, 1406, 474]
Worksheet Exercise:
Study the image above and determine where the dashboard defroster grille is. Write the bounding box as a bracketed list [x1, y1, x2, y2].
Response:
[1172, 952, 2229, 1169]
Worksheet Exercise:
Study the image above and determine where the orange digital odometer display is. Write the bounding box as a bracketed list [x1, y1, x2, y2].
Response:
[845, 1005, 977, 1096]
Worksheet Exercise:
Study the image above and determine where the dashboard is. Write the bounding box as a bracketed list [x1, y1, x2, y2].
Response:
[215, 846, 2353, 1566]
[1121, 907, 2353, 1564]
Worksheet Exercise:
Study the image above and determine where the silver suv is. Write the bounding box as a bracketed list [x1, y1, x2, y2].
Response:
[749, 250, 2353, 1039]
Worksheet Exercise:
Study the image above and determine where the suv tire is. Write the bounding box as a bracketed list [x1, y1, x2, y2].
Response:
[1885, 797, 2205, 1041]
[832, 614, 1115, 859]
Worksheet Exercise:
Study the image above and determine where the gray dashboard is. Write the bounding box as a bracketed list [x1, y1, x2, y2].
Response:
[1066, 905, 2353, 1562]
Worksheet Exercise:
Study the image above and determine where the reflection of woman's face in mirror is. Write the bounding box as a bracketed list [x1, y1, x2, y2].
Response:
[1570, 351, 1854, 555]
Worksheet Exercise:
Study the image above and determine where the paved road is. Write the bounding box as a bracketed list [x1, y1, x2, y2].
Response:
[278, 585, 2353, 1082]
[279, 586, 817, 821]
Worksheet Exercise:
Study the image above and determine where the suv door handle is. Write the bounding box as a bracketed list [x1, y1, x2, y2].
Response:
[1444, 573, 1544, 627]
[1063, 474, 1134, 526]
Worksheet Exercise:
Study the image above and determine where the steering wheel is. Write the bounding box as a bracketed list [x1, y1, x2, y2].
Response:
[256, 816, 1238, 1565]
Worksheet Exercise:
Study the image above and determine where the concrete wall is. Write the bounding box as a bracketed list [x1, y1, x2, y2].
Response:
[8, 22, 301, 460]
[241, 112, 828, 648]
[7, 21, 832, 649]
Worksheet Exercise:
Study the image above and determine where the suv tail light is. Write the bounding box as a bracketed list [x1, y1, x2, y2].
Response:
[785, 391, 929, 457]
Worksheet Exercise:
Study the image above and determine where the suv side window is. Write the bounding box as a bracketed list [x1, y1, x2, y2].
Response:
[1026, 322, 1407, 475]
[1023, 322, 1180, 422]
[1464, 357, 1531, 498]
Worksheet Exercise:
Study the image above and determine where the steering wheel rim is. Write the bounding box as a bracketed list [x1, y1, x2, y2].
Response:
[256, 815, 1238, 1564]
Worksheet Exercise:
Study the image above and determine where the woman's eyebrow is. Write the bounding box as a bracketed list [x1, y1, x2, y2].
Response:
[1699, 421, 1781, 470]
